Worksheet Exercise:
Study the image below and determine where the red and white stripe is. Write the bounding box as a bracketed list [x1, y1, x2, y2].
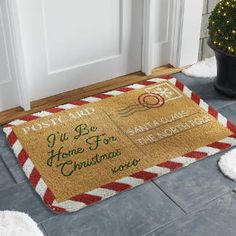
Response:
[3, 76, 236, 213]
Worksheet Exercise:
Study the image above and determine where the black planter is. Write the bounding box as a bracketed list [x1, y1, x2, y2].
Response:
[208, 39, 236, 97]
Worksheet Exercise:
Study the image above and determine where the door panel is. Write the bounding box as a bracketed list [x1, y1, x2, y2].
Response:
[152, 0, 173, 67]
[0, 4, 20, 111]
[17, 0, 143, 101]
[43, 0, 121, 72]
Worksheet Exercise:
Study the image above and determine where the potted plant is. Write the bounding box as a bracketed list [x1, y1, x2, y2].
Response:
[208, 0, 236, 97]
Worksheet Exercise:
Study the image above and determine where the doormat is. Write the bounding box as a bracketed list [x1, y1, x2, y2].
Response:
[3, 77, 236, 213]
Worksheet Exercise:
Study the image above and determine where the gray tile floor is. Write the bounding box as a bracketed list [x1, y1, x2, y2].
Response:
[1, 73, 236, 236]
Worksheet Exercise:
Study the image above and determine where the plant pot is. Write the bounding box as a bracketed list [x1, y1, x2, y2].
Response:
[208, 39, 236, 97]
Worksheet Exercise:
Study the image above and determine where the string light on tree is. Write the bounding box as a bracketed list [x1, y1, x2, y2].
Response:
[208, 0, 236, 55]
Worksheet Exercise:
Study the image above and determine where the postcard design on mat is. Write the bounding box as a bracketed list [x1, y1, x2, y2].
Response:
[8, 80, 234, 212]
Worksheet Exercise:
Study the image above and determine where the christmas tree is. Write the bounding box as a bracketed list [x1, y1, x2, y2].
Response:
[208, 0, 236, 55]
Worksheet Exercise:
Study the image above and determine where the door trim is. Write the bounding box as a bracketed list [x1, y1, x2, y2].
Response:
[2, 0, 30, 111]
[141, 0, 154, 75]
[142, 0, 204, 73]
[170, 0, 204, 67]
[170, 0, 185, 67]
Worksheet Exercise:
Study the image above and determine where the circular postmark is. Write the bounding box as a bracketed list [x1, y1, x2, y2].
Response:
[138, 92, 165, 108]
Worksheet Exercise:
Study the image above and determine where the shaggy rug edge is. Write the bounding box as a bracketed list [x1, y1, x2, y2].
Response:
[183, 57, 216, 78]
[218, 149, 236, 181]
[0, 210, 44, 236]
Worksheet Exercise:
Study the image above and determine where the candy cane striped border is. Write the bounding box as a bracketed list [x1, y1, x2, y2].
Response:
[3, 76, 236, 213]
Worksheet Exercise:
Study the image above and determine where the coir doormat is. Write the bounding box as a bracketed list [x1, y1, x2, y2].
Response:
[4, 77, 236, 213]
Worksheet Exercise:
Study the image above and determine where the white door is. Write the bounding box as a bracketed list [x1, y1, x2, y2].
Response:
[16, 0, 143, 101]
[0, 3, 20, 112]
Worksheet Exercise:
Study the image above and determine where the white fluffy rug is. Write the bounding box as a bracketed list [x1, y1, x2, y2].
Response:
[0, 211, 44, 236]
[218, 149, 236, 181]
[183, 57, 217, 78]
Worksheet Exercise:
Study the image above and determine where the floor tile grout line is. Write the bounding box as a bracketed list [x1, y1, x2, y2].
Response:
[183, 189, 234, 215]
[0, 162, 28, 185]
[152, 181, 235, 215]
[217, 100, 236, 111]
[0, 154, 18, 185]
[38, 212, 66, 224]
[142, 189, 235, 236]
[39, 223, 50, 236]
[0, 183, 17, 193]
[15, 179, 28, 185]
[151, 181, 187, 213]
[141, 214, 187, 236]
[0, 179, 28, 193]
[0, 147, 28, 184]
[231, 189, 236, 194]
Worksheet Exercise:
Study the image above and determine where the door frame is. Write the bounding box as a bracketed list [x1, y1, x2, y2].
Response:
[1, 0, 30, 111]
[142, 0, 204, 75]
